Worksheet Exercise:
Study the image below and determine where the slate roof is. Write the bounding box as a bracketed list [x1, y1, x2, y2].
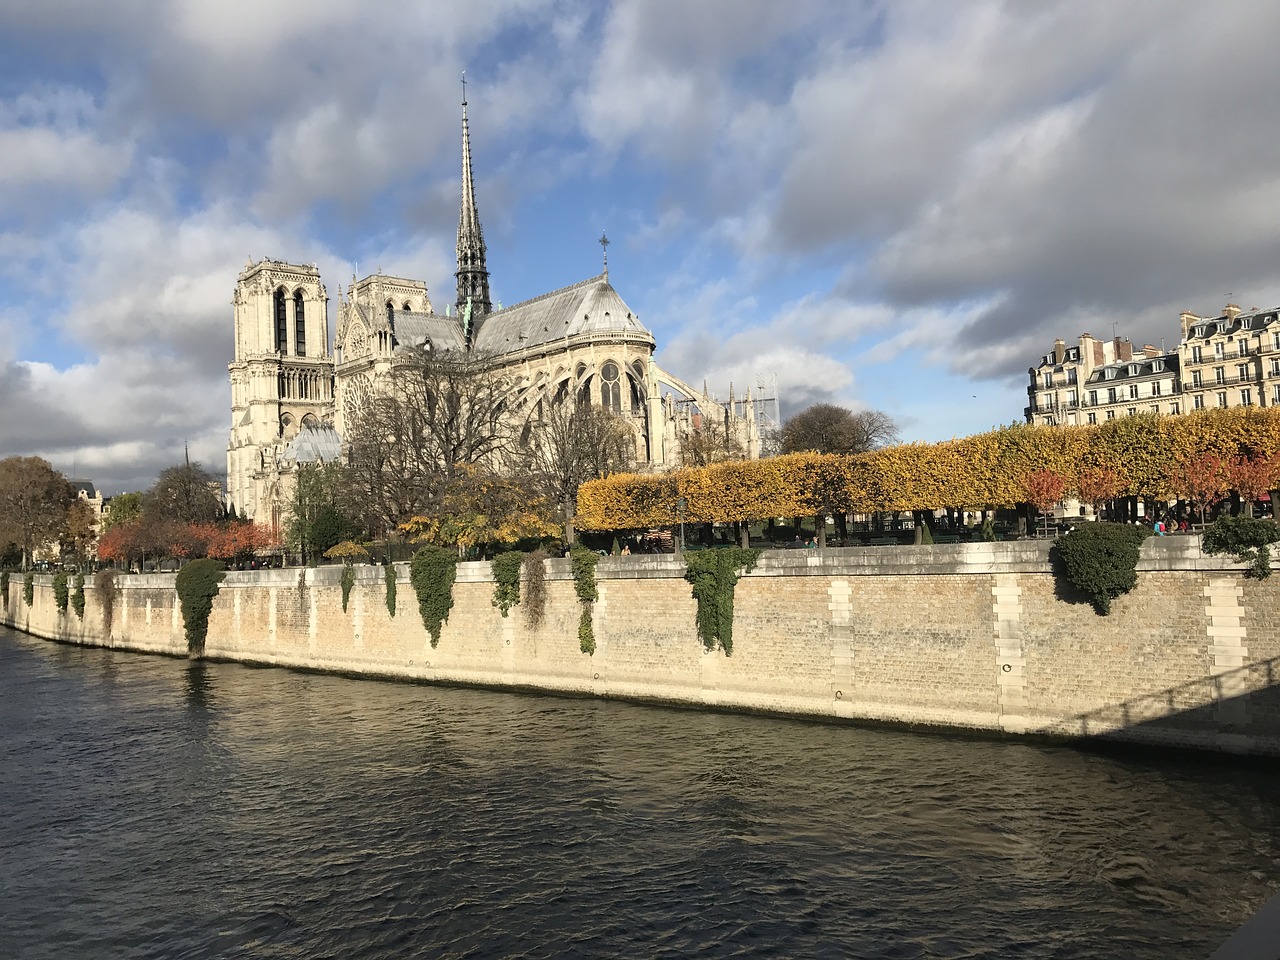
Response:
[472, 274, 654, 353]
[1084, 353, 1180, 385]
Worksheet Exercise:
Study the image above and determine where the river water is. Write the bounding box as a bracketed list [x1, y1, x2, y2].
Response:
[1, 627, 1278, 959]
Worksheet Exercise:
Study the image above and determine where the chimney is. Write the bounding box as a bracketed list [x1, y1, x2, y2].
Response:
[1224, 303, 1241, 321]
[1115, 338, 1133, 362]
[1143, 344, 1160, 358]
[1054, 338, 1066, 364]
[1180, 310, 1199, 339]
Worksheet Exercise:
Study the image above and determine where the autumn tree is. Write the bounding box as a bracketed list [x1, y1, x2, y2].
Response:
[0, 456, 75, 570]
[1075, 466, 1126, 518]
[781, 404, 899, 456]
[1021, 469, 1067, 537]
[61, 498, 99, 565]
[1172, 453, 1227, 527]
[1225, 454, 1276, 516]
[514, 399, 635, 543]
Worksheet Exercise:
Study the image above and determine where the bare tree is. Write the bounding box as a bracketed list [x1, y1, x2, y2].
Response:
[145, 462, 224, 526]
[0, 456, 75, 570]
[344, 346, 516, 533]
[678, 409, 747, 468]
[513, 398, 634, 542]
[781, 404, 899, 456]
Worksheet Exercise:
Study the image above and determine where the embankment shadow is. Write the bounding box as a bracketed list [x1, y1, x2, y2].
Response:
[1041, 656, 1280, 756]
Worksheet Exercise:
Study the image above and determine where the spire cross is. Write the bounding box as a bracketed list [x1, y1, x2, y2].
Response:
[461, 70, 467, 106]
[599, 231, 610, 276]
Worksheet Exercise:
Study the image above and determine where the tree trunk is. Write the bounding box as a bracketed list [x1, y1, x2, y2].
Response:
[816, 516, 826, 549]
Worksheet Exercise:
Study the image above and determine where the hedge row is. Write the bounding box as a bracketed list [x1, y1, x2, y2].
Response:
[577, 408, 1280, 530]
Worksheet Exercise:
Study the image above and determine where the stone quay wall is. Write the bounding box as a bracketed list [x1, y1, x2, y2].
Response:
[4, 539, 1279, 757]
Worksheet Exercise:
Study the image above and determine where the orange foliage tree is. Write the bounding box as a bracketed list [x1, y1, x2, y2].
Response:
[1225, 454, 1276, 515]
[1171, 453, 1227, 526]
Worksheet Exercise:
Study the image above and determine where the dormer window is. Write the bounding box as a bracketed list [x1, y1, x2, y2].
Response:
[1217, 322, 1226, 334]
[1104, 368, 1116, 380]
[1152, 359, 1164, 372]
[1128, 364, 1139, 376]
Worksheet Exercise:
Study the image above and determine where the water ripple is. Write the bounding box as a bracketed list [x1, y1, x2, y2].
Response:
[1, 628, 1278, 959]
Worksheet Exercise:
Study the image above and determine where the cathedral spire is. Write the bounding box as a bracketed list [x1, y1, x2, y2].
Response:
[456, 72, 492, 323]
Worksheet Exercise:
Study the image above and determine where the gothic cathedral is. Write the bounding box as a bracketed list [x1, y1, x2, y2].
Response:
[227, 95, 759, 527]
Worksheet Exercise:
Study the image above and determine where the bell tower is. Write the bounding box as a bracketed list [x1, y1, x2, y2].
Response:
[227, 258, 333, 520]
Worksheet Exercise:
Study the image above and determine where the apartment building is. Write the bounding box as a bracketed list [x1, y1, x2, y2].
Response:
[1026, 303, 1280, 424]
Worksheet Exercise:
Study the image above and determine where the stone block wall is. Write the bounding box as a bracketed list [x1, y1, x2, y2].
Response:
[4, 538, 1280, 757]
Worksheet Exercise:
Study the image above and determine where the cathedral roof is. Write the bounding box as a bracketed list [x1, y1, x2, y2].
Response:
[279, 424, 342, 465]
[472, 274, 654, 354]
[389, 309, 467, 352]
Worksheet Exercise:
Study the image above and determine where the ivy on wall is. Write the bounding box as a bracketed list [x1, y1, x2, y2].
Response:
[52, 571, 69, 614]
[1052, 523, 1148, 615]
[1, 570, 9, 607]
[71, 573, 85, 619]
[490, 551, 523, 617]
[97, 569, 118, 635]
[175, 558, 226, 655]
[384, 563, 397, 617]
[522, 549, 548, 630]
[340, 563, 356, 612]
[683, 548, 760, 655]
[409, 546, 457, 647]
[570, 546, 599, 655]
[1203, 515, 1280, 579]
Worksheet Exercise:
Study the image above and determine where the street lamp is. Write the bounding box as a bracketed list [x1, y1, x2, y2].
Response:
[677, 497, 687, 554]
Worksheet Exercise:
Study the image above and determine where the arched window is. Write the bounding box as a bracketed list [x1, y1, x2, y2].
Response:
[274, 288, 287, 352]
[403, 302, 412, 312]
[600, 361, 621, 413]
[386, 301, 394, 325]
[294, 291, 306, 356]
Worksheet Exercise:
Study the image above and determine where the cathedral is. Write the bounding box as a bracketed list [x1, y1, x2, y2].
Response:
[227, 96, 760, 528]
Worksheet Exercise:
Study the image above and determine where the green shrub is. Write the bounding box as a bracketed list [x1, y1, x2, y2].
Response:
[522, 549, 548, 630]
[97, 569, 118, 634]
[1052, 522, 1148, 615]
[384, 563, 397, 617]
[23, 572, 34, 607]
[1203, 515, 1280, 579]
[981, 517, 996, 542]
[683, 547, 760, 654]
[409, 546, 457, 646]
[175, 558, 226, 655]
[570, 546, 599, 654]
[490, 551, 523, 617]
[340, 562, 355, 612]
[71, 573, 85, 619]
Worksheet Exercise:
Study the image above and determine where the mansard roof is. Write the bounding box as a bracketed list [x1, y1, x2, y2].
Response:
[1084, 353, 1180, 385]
[1185, 308, 1280, 340]
[472, 274, 654, 354]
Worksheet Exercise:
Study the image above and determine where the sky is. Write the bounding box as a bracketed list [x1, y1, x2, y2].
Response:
[4, 0, 1280, 495]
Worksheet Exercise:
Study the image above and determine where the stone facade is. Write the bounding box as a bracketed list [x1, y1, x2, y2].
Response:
[1025, 302, 1280, 426]
[227, 100, 760, 526]
[6, 540, 1280, 758]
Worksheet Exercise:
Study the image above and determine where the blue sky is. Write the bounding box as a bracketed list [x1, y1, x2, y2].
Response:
[4, 0, 1280, 493]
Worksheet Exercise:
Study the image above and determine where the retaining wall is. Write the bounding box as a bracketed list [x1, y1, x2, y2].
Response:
[4, 539, 1278, 756]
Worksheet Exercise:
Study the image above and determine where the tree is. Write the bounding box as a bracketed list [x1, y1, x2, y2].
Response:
[515, 399, 635, 543]
[345, 346, 515, 533]
[61, 498, 99, 565]
[781, 404, 899, 456]
[101, 492, 143, 533]
[678, 410, 746, 468]
[1172, 453, 1227, 527]
[285, 461, 358, 563]
[1022, 469, 1067, 537]
[0, 456, 75, 570]
[1075, 466, 1126, 518]
[145, 462, 223, 526]
[1225, 454, 1276, 516]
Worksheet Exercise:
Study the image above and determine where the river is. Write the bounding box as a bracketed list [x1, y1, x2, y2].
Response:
[1, 627, 1277, 958]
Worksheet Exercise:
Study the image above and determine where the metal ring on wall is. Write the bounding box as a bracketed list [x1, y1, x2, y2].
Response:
[835, 690, 843, 700]
[1002, 663, 1012, 673]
